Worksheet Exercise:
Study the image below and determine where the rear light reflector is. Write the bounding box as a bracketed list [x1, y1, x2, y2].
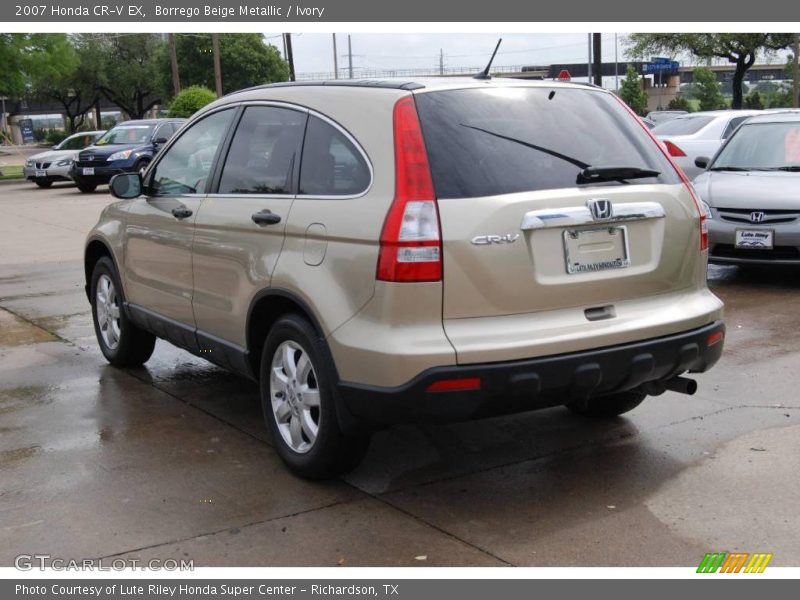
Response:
[426, 377, 481, 392]
[377, 96, 442, 282]
[663, 140, 686, 157]
[612, 96, 708, 252]
[707, 331, 724, 347]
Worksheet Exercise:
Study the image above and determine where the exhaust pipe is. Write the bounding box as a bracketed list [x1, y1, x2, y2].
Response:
[642, 376, 698, 396]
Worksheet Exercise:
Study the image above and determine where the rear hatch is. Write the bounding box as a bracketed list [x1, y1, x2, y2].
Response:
[414, 85, 702, 322]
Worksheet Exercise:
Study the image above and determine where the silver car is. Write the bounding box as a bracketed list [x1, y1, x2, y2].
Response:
[693, 112, 800, 265]
[24, 130, 105, 188]
[652, 110, 762, 179]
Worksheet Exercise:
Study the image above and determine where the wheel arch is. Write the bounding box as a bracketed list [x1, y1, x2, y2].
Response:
[84, 237, 123, 302]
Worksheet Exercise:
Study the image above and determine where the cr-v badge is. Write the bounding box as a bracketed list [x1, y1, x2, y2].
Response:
[471, 234, 520, 245]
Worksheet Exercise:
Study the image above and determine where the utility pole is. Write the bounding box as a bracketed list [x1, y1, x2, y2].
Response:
[284, 33, 295, 81]
[332, 33, 339, 79]
[794, 33, 799, 109]
[211, 33, 223, 96]
[592, 33, 602, 87]
[587, 33, 592, 83]
[614, 33, 619, 92]
[347, 34, 353, 79]
[439, 48, 444, 76]
[168, 33, 181, 97]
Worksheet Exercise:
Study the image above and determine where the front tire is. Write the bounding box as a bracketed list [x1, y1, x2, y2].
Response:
[260, 314, 370, 479]
[90, 257, 156, 367]
[35, 180, 53, 188]
[77, 182, 97, 193]
[566, 391, 647, 418]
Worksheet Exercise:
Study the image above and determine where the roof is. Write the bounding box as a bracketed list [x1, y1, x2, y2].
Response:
[742, 110, 800, 124]
[117, 118, 186, 125]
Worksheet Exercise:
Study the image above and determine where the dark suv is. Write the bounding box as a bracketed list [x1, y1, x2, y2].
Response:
[71, 118, 185, 193]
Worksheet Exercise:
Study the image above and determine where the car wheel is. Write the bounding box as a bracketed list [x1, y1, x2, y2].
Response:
[90, 257, 156, 367]
[77, 183, 97, 193]
[135, 158, 150, 177]
[260, 314, 370, 479]
[35, 180, 52, 188]
[566, 391, 647, 418]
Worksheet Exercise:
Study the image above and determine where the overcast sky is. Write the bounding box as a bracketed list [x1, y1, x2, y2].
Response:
[262, 33, 632, 79]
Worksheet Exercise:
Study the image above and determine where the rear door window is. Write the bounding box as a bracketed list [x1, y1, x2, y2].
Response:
[651, 116, 714, 136]
[415, 87, 679, 199]
[722, 116, 750, 140]
[218, 106, 307, 195]
[299, 116, 371, 196]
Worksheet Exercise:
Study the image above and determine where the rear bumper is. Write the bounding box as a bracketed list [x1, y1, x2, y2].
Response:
[337, 320, 724, 425]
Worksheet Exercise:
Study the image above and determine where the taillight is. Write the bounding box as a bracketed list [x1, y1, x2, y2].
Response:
[377, 95, 442, 282]
[613, 96, 707, 251]
[663, 140, 686, 157]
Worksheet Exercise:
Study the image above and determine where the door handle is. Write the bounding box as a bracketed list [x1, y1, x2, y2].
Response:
[171, 207, 193, 219]
[251, 210, 282, 226]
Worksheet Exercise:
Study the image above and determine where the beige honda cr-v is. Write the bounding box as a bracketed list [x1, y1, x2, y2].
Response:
[85, 78, 725, 478]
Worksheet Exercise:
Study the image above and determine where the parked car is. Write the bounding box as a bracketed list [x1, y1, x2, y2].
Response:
[71, 119, 185, 193]
[23, 131, 105, 188]
[693, 111, 800, 265]
[652, 110, 763, 179]
[645, 110, 687, 125]
[85, 78, 724, 478]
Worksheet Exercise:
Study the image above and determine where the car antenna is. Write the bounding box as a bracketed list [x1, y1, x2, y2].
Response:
[474, 38, 503, 80]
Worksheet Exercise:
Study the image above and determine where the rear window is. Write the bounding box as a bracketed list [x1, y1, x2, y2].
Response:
[415, 87, 679, 199]
[651, 115, 714, 136]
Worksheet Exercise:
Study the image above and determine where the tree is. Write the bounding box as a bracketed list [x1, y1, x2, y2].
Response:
[627, 34, 793, 109]
[169, 86, 217, 118]
[0, 34, 26, 97]
[667, 96, 692, 112]
[164, 33, 289, 98]
[744, 89, 765, 110]
[618, 64, 648, 115]
[93, 34, 165, 119]
[691, 67, 726, 110]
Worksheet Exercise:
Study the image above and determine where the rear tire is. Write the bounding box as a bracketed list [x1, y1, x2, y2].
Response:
[35, 180, 52, 188]
[77, 182, 97, 193]
[566, 391, 647, 418]
[90, 257, 156, 367]
[260, 314, 370, 479]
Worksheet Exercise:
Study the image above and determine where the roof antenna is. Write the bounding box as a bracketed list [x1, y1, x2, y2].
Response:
[474, 38, 502, 80]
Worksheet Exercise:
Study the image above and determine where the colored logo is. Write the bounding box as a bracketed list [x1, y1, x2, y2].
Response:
[697, 552, 773, 573]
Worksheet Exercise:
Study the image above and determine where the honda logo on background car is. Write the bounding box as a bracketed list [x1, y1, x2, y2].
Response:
[588, 199, 613, 220]
[750, 211, 766, 223]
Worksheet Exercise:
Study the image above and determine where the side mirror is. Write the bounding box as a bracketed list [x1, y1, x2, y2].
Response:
[109, 172, 142, 199]
[694, 156, 710, 170]
[153, 137, 168, 145]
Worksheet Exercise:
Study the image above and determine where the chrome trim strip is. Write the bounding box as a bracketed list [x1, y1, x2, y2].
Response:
[521, 201, 666, 230]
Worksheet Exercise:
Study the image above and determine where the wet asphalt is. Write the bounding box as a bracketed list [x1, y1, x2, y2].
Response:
[1, 180, 799, 567]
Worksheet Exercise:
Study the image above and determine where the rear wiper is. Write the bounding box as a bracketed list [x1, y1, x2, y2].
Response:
[460, 124, 590, 169]
[577, 166, 660, 184]
[775, 165, 800, 171]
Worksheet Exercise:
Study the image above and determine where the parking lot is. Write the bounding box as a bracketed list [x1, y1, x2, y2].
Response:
[1, 178, 799, 567]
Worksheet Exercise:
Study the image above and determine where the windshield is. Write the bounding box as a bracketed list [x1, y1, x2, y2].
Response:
[415, 87, 679, 199]
[57, 132, 102, 151]
[96, 124, 155, 146]
[711, 122, 800, 170]
[652, 116, 714, 136]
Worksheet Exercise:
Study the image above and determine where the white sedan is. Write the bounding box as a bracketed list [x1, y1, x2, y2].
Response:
[652, 110, 762, 179]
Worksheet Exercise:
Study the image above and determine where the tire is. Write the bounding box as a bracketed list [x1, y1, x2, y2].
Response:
[35, 180, 53, 188]
[77, 182, 97, 193]
[260, 314, 370, 479]
[90, 257, 156, 367]
[566, 391, 647, 418]
[135, 158, 150, 177]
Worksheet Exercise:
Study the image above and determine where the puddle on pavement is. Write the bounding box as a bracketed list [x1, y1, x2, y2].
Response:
[0, 445, 41, 467]
[0, 308, 56, 346]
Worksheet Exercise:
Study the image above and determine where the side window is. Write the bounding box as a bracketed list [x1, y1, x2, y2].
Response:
[218, 106, 307, 195]
[149, 109, 234, 196]
[299, 116, 370, 196]
[723, 117, 748, 140]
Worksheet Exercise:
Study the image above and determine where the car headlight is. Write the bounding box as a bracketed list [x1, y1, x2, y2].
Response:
[700, 200, 713, 220]
[25, 159, 34, 167]
[56, 158, 73, 167]
[108, 149, 134, 161]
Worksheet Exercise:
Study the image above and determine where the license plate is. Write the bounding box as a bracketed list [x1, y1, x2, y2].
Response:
[564, 226, 631, 274]
[735, 229, 773, 249]
[35, 170, 46, 178]
[82, 167, 95, 176]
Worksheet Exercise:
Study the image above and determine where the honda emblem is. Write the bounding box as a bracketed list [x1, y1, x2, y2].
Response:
[588, 199, 613, 220]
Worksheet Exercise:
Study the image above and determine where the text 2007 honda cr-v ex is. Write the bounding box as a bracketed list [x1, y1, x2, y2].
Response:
[85, 78, 725, 478]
